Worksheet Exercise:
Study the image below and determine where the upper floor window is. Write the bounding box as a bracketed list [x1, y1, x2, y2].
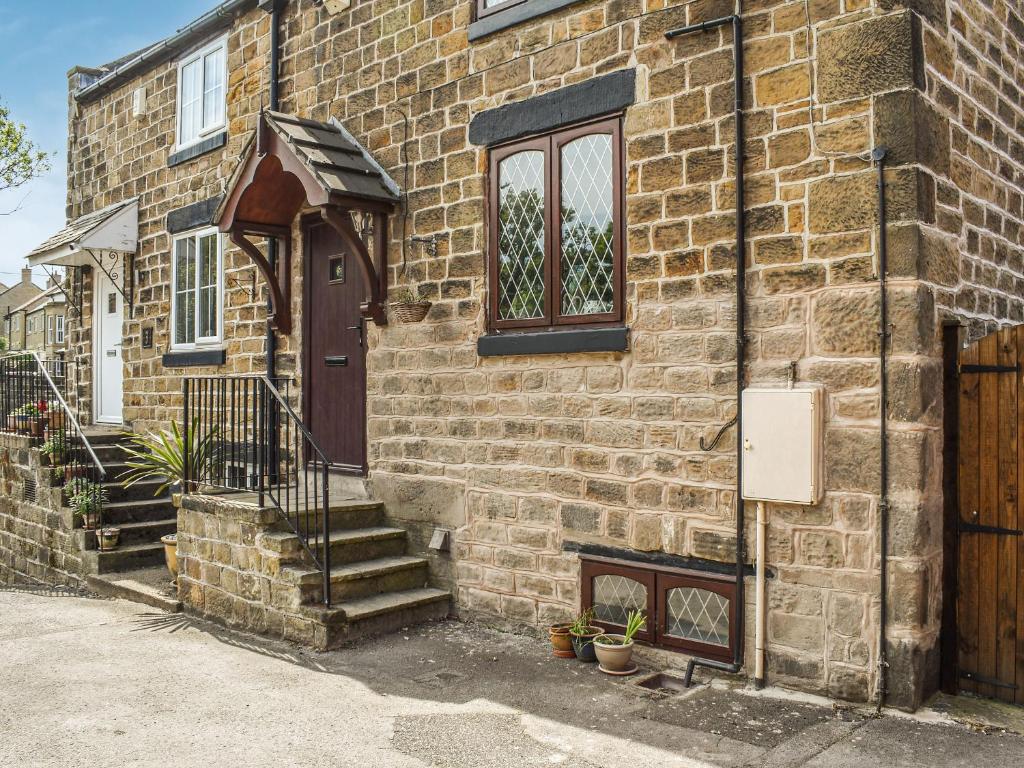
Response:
[55, 315, 65, 344]
[176, 36, 227, 150]
[172, 228, 223, 350]
[46, 315, 54, 344]
[488, 117, 624, 331]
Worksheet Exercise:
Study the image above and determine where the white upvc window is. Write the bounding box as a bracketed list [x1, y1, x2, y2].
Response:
[55, 315, 65, 344]
[46, 315, 54, 344]
[172, 228, 223, 350]
[176, 36, 227, 150]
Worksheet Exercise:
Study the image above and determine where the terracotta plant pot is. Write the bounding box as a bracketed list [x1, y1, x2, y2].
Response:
[29, 418, 45, 438]
[81, 510, 100, 530]
[391, 300, 432, 323]
[97, 527, 121, 551]
[549, 623, 575, 658]
[47, 410, 62, 430]
[594, 634, 636, 673]
[161, 533, 178, 578]
[570, 627, 602, 663]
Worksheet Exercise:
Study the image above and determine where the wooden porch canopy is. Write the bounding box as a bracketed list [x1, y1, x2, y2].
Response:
[217, 111, 401, 331]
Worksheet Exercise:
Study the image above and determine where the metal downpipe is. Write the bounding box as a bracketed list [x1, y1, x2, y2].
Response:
[873, 146, 890, 712]
[666, 13, 747, 683]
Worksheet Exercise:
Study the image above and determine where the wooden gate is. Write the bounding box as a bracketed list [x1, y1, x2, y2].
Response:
[957, 326, 1024, 703]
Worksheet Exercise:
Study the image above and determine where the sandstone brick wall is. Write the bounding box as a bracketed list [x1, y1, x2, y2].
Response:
[0, 436, 84, 588]
[63, 0, 1024, 708]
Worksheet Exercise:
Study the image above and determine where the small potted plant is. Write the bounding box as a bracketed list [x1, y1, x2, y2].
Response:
[569, 608, 602, 663]
[594, 610, 647, 675]
[549, 621, 575, 659]
[69, 480, 108, 530]
[97, 527, 121, 551]
[46, 401, 62, 430]
[41, 433, 66, 466]
[161, 533, 178, 578]
[13, 403, 40, 435]
[390, 285, 432, 323]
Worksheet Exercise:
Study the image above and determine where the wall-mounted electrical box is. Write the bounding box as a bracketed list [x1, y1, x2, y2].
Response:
[132, 87, 147, 119]
[741, 387, 824, 505]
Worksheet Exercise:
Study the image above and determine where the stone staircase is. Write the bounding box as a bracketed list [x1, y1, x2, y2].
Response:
[76, 430, 181, 611]
[240, 497, 450, 648]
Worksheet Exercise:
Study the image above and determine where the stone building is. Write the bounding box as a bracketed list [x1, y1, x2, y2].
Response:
[1, 268, 42, 348]
[13, 0, 1024, 712]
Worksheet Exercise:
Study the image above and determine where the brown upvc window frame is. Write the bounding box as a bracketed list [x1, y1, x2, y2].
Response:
[487, 116, 625, 333]
[580, 555, 737, 663]
[476, 0, 529, 19]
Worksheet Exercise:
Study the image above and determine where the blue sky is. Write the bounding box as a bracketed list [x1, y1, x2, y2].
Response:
[0, 0, 219, 287]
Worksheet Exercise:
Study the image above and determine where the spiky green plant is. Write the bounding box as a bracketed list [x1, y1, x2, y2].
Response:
[596, 609, 647, 646]
[118, 418, 219, 496]
[569, 607, 597, 636]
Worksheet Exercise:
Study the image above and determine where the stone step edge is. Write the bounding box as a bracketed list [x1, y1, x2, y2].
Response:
[261, 525, 406, 554]
[282, 555, 430, 587]
[312, 587, 451, 624]
[86, 573, 182, 613]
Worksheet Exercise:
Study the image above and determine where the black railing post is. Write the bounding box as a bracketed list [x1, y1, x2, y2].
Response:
[257, 380, 266, 509]
[322, 462, 331, 606]
[183, 377, 191, 494]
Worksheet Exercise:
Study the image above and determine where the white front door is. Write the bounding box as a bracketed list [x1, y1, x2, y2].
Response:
[94, 266, 124, 424]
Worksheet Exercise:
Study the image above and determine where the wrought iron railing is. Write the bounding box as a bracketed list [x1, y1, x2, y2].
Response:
[0, 353, 107, 535]
[183, 375, 334, 605]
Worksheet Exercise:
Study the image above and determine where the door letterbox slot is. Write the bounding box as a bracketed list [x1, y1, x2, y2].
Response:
[325, 356, 349, 367]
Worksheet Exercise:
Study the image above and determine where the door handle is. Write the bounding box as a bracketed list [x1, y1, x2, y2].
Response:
[347, 319, 364, 348]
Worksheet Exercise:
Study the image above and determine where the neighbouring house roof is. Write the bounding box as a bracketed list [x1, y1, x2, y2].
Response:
[26, 199, 139, 269]
[74, 0, 259, 102]
[11, 285, 62, 316]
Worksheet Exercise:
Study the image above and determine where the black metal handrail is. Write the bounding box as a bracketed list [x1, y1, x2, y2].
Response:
[183, 375, 334, 605]
[0, 352, 107, 536]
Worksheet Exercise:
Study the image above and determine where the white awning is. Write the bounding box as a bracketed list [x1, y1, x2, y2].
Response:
[26, 199, 138, 268]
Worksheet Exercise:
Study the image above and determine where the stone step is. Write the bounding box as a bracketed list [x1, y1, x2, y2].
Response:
[101, 479, 168, 504]
[312, 588, 451, 649]
[82, 518, 176, 548]
[263, 525, 407, 566]
[93, 498, 177, 526]
[80, 430, 128, 447]
[290, 499, 384, 534]
[81, 541, 165, 574]
[86, 567, 181, 613]
[286, 555, 431, 602]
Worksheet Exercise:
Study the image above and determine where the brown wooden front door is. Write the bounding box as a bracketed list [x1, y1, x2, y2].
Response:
[304, 219, 367, 473]
[957, 326, 1024, 703]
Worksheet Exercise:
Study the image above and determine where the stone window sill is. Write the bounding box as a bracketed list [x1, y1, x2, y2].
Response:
[162, 348, 226, 368]
[168, 132, 227, 168]
[477, 325, 629, 357]
[468, 0, 584, 42]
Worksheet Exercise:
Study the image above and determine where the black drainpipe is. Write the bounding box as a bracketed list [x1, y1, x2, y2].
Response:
[263, 0, 284, 382]
[666, 14, 748, 684]
[872, 146, 890, 711]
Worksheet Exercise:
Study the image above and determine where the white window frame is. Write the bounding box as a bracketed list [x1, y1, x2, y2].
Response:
[174, 35, 228, 152]
[171, 227, 224, 352]
[46, 315, 53, 344]
[55, 315, 65, 344]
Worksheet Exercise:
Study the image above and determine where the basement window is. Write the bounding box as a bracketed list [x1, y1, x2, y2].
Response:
[580, 556, 737, 662]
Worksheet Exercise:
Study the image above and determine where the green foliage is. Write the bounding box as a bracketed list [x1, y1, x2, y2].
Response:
[0, 102, 50, 193]
[68, 480, 107, 516]
[595, 610, 647, 645]
[118, 418, 219, 496]
[41, 432, 66, 460]
[569, 607, 597, 635]
[13, 402, 40, 417]
[390, 286, 417, 304]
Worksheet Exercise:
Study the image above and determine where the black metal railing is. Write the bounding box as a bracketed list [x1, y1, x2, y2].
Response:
[183, 375, 334, 605]
[0, 353, 107, 536]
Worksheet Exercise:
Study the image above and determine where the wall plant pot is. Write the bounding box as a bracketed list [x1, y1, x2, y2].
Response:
[594, 634, 636, 673]
[171, 493, 183, 509]
[570, 627, 602, 663]
[97, 527, 121, 551]
[161, 533, 178, 578]
[391, 300, 432, 323]
[81, 510, 100, 530]
[29, 418, 45, 438]
[16, 415, 31, 434]
[6, 415, 17, 432]
[47, 410, 62, 430]
[549, 623, 575, 659]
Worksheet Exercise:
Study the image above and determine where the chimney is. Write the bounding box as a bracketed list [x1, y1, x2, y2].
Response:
[21, 267, 32, 285]
[47, 276, 57, 289]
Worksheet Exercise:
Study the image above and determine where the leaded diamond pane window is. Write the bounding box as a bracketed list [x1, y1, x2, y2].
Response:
[488, 118, 622, 331]
[592, 574, 647, 626]
[497, 150, 546, 321]
[560, 134, 614, 317]
[665, 587, 730, 647]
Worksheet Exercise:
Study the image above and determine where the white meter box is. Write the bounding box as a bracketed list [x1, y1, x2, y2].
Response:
[741, 387, 823, 505]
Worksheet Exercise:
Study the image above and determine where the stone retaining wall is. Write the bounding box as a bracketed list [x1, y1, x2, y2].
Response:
[0, 435, 83, 588]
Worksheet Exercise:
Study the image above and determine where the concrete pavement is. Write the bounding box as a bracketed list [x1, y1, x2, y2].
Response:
[1, 585, 1022, 767]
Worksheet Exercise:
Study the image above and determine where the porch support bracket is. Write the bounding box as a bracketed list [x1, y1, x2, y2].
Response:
[320, 205, 389, 326]
[85, 248, 134, 317]
[229, 225, 293, 335]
